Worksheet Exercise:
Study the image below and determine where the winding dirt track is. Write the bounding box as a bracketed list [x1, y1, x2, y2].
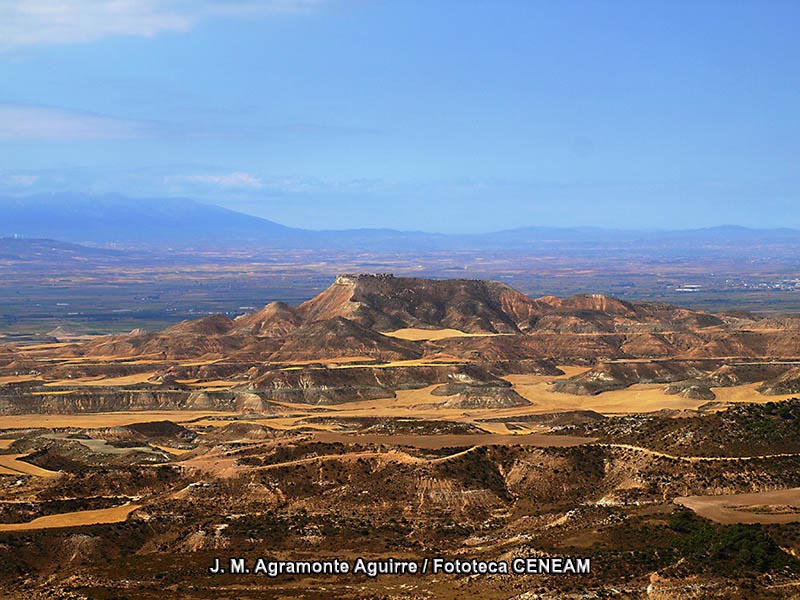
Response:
[311, 432, 596, 449]
[600, 443, 800, 462]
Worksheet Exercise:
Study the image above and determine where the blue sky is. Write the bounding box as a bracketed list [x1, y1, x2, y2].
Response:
[1, 0, 798, 232]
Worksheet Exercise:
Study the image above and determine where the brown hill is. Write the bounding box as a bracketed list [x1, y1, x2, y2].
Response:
[295, 273, 541, 333]
[551, 361, 707, 396]
[15, 274, 800, 408]
[232, 301, 302, 336]
[163, 314, 235, 336]
[268, 316, 423, 362]
[430, 371, 530, 409]
[757, 367, 800, 395]
[54, 274, 780, 365]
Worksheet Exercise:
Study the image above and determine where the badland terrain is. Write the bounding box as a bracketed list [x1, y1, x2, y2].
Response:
[1, 273, 800, 598]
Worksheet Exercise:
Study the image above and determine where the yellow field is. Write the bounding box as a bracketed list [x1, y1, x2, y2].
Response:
[0, 454, 59, 477]
[0, 375, 42, 385]
[676, 488, 800, 524]
[0, 362, 789, 439]
[503, 376, 795, 416]
[334, 358, 468, 369]
[381, 328, 506, 341]
[280, 356, 375, 366]
[13, 342, 75, 351]
[0, 503, 140, 531]
[262, 372, 793, 431]
[153, 444, 194, 455]
[179, 359, 222, 367]
[189, 418, 338, 431]
[43, 372, 156, 387]
[712, 383, 796, 404]
[0, 411, 238, 430]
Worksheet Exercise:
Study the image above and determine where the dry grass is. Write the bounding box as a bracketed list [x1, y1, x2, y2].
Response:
[13, 343, 74, 351]
[280, 356, 375, 366]
[0, 503, 140, 531]
[152, 444, 193, 455]
[712, 383, 796, 404]
[0, 454, 59, 478]
[676, 488, 800, 524]
[503, 376, 791, 416]
[43, 372, 156, 387]
[0, 375, 42, 385]
[0, 411, 237, 430]
[381, 328, 506, 341]
[334, 358, 468, 369]
[178, 359, 223, 367]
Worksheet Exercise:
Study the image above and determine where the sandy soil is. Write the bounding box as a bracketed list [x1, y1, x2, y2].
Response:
[0, 411, 237, 430]
[43, 372, 157, 387]
[381, 328, 505, 341]
[152, 444, 194, 455]
[504, 377, 794, 415]
[0, 503, 140, 531]
[675, 488, 800, 524]
[333, 358, 468, 369]
[0, 375, 42, 385]
[0, 454, 59, 478]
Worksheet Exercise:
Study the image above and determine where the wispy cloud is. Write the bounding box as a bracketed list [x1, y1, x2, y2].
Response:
[169, 172, 264, 189]
[0, 172, 40, 188]
[0, 0, 324, 49]
[0, 104, 145, 140]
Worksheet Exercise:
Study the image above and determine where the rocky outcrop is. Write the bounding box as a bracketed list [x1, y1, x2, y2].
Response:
[430, 372, 530, 408]
[0, 386, 268, 414]
[295, 274, 542, 333]
[664, 379, 716, 400]
[268, 317, 422, 362]
[551, 361, 707, 396]
[757, 367, 800, 395]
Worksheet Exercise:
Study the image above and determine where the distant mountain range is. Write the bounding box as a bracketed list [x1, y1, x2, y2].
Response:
[2, 193, 799, 250]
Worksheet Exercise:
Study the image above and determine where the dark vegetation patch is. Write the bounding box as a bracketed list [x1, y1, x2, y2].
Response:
[569, 399, 800, 456]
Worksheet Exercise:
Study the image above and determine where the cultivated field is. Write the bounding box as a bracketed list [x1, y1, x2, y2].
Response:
[676, 488, 800, 524]
[0, 411, 238, 430]
[382, 328, 506, 341]
[0, 503, 140, 532]
[505, 376, 797, 415]
[0, 454, 59, 477]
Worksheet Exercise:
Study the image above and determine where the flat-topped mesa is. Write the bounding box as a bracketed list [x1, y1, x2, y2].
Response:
[298, 274, 539, 333]
[42, 274, 798, 371]
[335, 273, 395, 285]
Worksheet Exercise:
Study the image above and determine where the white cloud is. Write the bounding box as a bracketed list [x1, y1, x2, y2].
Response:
[172, 172, 264, 189]
[7, 174, 40, 186]
[0, 0, 323, 48]
[0, 104, 143, 140]
[0, 173, 40, 188]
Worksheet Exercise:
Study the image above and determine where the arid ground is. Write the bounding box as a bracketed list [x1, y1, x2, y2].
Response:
[2, 275, 800, 599]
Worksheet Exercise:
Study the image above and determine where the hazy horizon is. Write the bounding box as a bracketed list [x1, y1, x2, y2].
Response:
[1, 1, 798, 232]
[4, 192, 800, 236]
